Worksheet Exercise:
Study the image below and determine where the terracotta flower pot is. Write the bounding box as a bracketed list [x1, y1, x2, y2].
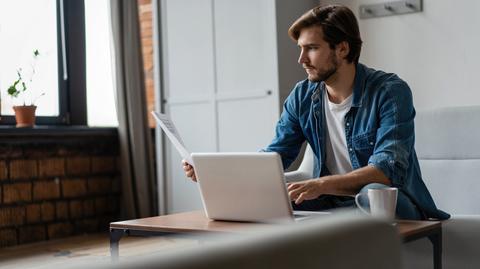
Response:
[13, 105, 37, 128]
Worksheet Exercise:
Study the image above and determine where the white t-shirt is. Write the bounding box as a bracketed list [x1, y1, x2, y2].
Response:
[324, 89, 354, 175]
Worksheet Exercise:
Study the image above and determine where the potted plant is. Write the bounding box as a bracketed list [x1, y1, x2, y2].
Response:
[6, 50, 45, 127]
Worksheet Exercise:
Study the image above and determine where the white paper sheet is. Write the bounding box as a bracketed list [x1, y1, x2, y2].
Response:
[151, 111, 194, 166]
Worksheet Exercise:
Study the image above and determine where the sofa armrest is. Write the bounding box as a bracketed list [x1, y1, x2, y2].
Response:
[284, 144, 314, 182]
[284, 170, 312, 182]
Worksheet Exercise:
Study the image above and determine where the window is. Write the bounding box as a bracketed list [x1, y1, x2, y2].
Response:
[85, 0, 117, 127]
[0, 0, 62, 121]
[0, 0, 118, 127]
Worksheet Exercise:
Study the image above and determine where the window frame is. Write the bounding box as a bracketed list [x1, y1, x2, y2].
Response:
[0, 0, 87, 126]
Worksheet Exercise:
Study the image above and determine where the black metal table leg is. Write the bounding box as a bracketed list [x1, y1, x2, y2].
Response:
[110, 228, 127, 262]
[428, 227, 442, 269]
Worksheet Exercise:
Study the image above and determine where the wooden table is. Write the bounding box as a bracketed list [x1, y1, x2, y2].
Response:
[398, 220, 442, 269]
[110, 211, 442, 268]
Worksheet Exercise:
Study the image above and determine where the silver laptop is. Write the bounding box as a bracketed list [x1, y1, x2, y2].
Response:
[191, 152, 326, 223]
[150, 111, 327, 222]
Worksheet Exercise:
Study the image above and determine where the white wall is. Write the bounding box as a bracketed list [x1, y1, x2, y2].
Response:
[323, 0, 480, 110]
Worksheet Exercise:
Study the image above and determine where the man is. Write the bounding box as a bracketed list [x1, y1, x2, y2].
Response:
[184, 4, 449, 220]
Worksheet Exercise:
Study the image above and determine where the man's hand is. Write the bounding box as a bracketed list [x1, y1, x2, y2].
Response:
[287, 179, 324, 205]
[286, 166, 392, 204]
[182, 160, 197, 182]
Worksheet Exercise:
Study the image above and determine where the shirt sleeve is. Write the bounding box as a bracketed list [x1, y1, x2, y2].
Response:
[368, 81, 415, 188]
[262, 88, 306, 170]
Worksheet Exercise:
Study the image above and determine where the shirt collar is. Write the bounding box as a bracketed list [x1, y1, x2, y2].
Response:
[351, 63, 367, 108]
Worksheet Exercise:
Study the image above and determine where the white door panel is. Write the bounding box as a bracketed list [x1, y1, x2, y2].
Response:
[214, 0, 277, 94]
[217, 96, 277, 152]
[164, 0, 215, 98]
[161, 0, 282, 214]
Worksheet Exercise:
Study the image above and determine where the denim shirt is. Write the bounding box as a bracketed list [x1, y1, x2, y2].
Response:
[264, 63, 450, 220]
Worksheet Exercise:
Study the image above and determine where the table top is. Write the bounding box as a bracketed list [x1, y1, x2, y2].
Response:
[110, 211, 269, 234]
[110, 210, 441, 238]
[396, 219, 441, 240]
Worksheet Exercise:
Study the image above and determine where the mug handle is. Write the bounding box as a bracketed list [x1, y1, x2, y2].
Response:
[355, 192, 370, 215]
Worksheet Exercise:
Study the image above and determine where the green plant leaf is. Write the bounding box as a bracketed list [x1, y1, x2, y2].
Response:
[7, 85, 19, 97]
[7, 78, 21, 97]
[7, 50, 41, 100]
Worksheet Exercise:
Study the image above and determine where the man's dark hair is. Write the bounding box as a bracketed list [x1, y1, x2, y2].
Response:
[288, 5, 363, 64]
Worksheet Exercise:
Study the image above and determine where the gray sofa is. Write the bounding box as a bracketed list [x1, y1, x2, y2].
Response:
[403, 106, 480, 269]
[69, 213, 402, 269]
[286, 105, 480, 269]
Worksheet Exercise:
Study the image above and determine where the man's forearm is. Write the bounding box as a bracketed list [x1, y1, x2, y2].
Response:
[319, 165, 392, 196]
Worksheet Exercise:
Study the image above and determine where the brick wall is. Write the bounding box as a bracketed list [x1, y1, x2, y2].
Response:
[0, 129, 120, 248]
[0, 0, 151, 248]
[138, 0, 155, 128]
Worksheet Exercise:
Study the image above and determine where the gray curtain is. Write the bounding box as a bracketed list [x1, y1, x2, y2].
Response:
[109, 0, 156, 218]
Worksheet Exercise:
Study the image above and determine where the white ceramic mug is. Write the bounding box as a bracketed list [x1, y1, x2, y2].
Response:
[355, 187, 398, 220]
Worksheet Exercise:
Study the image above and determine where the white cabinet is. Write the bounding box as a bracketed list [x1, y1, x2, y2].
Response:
[159, 0, 317, 213]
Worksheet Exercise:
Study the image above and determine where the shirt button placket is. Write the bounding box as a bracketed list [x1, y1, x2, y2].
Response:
[345, 117, 356, 167]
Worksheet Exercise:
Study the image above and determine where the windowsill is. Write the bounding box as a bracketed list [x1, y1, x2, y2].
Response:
[0, 125, 118, 137]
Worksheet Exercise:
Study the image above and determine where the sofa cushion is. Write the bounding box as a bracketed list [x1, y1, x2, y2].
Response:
[415, 106, 480, 160]
[419, 159, 480, 215]
[415, 106, 480, 215]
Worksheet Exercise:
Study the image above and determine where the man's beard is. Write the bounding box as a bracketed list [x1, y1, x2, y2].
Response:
[309, 51, 338, 82]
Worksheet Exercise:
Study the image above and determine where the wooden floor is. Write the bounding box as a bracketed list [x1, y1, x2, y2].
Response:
[0, 233, 198, 269]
